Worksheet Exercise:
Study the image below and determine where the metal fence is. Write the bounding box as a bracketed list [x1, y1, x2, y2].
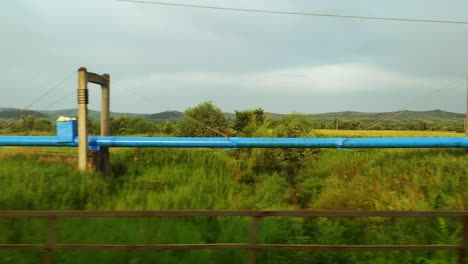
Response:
[0, 210, 467, 264]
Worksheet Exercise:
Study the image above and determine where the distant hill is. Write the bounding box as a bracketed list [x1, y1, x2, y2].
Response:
[0, 107, 464, 122]
[145, 111, 183, 121]
[41, 109, 145, 120]
[0, 108, 48, 120]
[307, 110, 464, 121]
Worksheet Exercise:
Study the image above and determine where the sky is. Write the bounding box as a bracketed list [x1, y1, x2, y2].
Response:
[1, 0, 468, 114]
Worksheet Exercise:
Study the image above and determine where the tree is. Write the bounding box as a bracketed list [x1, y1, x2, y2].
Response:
[341, 120, 362, 130]
[10, 116, 54, 133]
[176, 102, 229, 137]
[233, 108, 265, 132]
[110, 116, 156, 135]
[235, 114, 321, 190]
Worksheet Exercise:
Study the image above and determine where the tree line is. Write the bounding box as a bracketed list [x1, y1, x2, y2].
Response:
[0, 101, 464, 135]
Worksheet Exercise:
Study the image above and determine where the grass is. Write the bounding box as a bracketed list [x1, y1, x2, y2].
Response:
[314, 129, 464, 138]
[0, 136, 466, 263]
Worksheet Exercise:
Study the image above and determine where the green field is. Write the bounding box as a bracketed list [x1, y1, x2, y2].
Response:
[0, 139, 466, 263]
[314, 129, 464, 138]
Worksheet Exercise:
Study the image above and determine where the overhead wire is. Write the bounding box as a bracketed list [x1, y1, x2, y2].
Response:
[364, 110, 408, 130]
[116, 0, 468, 25]
[101, 75, 230, 138]
[23, 72, 75, 111]
[362, 78, 464, 130]
[2, 71, 75, 131]
[114, 0, 468, 132]
[43, 90, 76, 110]
[107, 73, 464, 134]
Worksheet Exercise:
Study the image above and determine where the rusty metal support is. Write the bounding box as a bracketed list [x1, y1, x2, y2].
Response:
[43, 217, 57, 264]
[0, 210, 465, 264]
[460, 216, 468, 264]
[247, 216, 262, 264]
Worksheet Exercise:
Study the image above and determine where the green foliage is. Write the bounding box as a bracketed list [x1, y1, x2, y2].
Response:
[176, 102, 229, 137]
[0, 107, 467, 264]
[0, 109, 48, 120]
[317, 118, 463, 132]
[274, 114, 315, 137]
[112, 116, 177, 136]
[0, 147, 465, 263]
[236, 115, 320, 186]
[7, 116, 55, 133]
[1, 108, 464, 135]
[233, 108, 265, 134]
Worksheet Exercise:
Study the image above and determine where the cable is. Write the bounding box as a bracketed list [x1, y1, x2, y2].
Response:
[364, 110, 408, 130]
[172, 110, 230, 138]
[116, 0, 468, 25]
[23, 72, 74, 110]
[1, 72, 74, 131]
[362, 79, 464, 130]
[102, 75, 230, 138]
[43, 90, 76, 110]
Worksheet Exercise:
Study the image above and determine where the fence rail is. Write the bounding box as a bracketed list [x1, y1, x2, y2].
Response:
[1, 210, 467, 264]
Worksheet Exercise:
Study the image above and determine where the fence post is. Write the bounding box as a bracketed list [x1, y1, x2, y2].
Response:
[459, 216, 468, 264]
[247, 216, 262, 264]
[43, 217, 57, 264]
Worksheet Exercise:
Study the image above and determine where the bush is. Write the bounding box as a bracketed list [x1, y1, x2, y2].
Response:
[176, 102, 229, 137]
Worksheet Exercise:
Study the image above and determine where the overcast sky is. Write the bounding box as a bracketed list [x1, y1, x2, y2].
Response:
[1, 0, 468, 114]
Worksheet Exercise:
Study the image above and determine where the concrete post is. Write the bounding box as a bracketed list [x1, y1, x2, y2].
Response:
[77, 67, 89, 171]
[101, 74, 110, 136]
[100, 73, 112, 178]
[465, 77, 468, 136]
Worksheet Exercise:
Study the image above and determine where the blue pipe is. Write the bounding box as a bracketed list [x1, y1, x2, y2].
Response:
[0, 136, 75, 147]
[1, 136, 468, 148]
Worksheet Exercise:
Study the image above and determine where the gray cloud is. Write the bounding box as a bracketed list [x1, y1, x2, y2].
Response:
[1, 0, 467, 114]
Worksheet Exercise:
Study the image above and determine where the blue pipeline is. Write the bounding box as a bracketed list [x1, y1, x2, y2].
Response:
[1, 136, 468, 148]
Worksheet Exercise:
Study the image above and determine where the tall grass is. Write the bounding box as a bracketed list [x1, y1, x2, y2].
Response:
[0, 147, 466, 263]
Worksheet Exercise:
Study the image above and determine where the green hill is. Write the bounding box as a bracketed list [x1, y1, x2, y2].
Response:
[308, 110, 464, 121]
[145, 111, 184, 121]
[0, 108, 48, 120]
[0, 107, 464, 122]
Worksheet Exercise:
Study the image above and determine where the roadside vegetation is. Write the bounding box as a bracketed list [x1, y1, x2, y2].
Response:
[0, 102, 466, 263]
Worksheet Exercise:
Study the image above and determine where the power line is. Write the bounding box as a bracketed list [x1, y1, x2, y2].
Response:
[103, 75, 230, 138]
[2, 72, 74, 130]
[23, 72, 74, 110]
[43, 90, 76, 110]
[362, 79, 464, 130]
[364, 110, 408, 130]
[116, 0, 468, 25]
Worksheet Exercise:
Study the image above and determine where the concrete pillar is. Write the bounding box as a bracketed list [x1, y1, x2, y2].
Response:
[466, 77, 468, 136]
[77, 67, 89, 171]
[99, 73, 112, 178]
[101, 74, 110, 136]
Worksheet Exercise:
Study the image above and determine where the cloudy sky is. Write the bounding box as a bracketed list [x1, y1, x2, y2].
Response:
[1, 0, 468, 114]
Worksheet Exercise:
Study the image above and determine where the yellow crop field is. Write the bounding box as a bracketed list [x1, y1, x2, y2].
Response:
[313, 129, 464, 138]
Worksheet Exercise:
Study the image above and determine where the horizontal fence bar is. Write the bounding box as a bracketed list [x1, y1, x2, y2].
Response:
[2, 136, 468, 149]
[1, 210, 466, 264]
[1, 244, 465, 251]
[0, 210, 467, 218]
